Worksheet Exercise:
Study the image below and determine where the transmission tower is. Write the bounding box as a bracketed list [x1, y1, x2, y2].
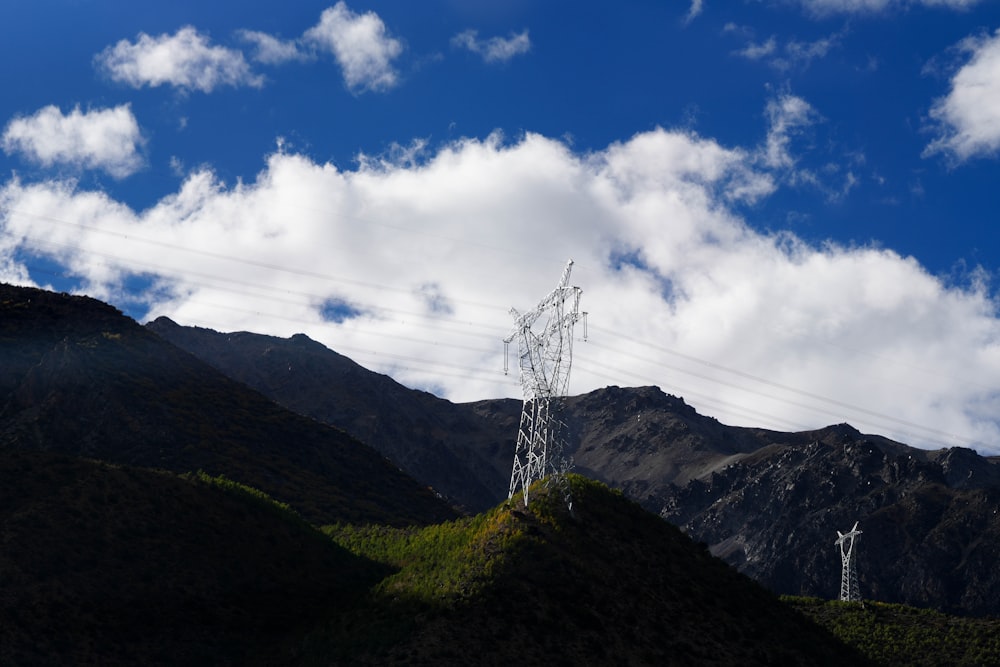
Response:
[504, 260, 583, 506]
[835, 521, 863, 602]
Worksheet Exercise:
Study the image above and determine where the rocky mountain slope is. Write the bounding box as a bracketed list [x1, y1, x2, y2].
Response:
[0, 285, 455, 526]
[659, 426, 1000, 614]
[149, 318, 1000, 617]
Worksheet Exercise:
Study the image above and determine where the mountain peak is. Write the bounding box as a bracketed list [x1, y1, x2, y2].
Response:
[148, 315, 179, 328]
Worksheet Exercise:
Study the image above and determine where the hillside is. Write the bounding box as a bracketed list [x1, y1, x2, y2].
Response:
[5, 446, 996, 665]
[315, 475, 869, 666]
[0, 449, 387, 666]
[149, 319, 1000, 617]
[0, 284, 456, 526]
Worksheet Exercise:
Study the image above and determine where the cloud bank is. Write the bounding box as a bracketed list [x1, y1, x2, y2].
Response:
[3, 117, 1000, 453]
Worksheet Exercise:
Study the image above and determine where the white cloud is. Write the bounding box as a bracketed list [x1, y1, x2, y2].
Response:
[3, 118, 1000, 453]
[762, 94, 818, 169]
[736, 37, 777, 60]
[925, 29, 1000, 162]
[2, 104, 144, 178]
[452, 29, 531, 64]
[780, 33, 841, 68]
[95, 26, 264, 93]
[237, 29, 310, 65]
[685, 0, 705, 24]
[303, 2, 403, 93]
[733, 30, 842, 71]
[795, 0, 981, 14]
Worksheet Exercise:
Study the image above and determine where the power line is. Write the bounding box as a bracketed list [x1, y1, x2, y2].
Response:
[6, 208, 529, 311]
[586, 324, 973, 446]
[3, 212, 990, 447]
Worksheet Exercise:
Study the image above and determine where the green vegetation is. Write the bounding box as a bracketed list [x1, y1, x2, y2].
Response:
[305, 476, 864, 666]
[326, 508, 516, 602]
[312, 497, 529, 660]
[785, 596, 1000, 666]
[184, 470, 297, 518]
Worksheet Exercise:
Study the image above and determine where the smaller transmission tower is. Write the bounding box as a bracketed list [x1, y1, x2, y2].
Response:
[504, 260, 583, 506]
[835, 521, 863, 602]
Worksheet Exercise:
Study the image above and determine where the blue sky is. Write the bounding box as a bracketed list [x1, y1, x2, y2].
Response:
[3, 0, 1000, 452]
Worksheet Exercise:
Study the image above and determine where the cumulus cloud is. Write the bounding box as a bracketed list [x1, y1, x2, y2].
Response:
[4, 116, 1000, 453]
[451, 29, 531, 64]
[303, 2, 403, 93]
[925, 29, 1000, 162]
[2, 104, 144, 178]
[95, 26, 264, 93]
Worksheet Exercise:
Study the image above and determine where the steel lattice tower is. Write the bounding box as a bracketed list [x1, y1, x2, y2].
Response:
[836, 521, 863, 602]
[504, 260, 583, 506]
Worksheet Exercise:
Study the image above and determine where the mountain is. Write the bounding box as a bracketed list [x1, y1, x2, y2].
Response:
[0, 284, 456, 526]
[4, 286, 998, 663]
[0, 448, 387, 666]
[146, 315, 515, 511]
[659, 426, 1000, 615]
[148, 319, 1000, 617]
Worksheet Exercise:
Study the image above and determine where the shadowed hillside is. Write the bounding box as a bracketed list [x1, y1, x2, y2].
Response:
[6, 445, 997, 665]
[0, 449, 388, 666]
[0, 284, 456, 526]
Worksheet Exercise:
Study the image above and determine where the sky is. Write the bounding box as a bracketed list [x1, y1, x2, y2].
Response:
[3, 1, 1000, 453]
